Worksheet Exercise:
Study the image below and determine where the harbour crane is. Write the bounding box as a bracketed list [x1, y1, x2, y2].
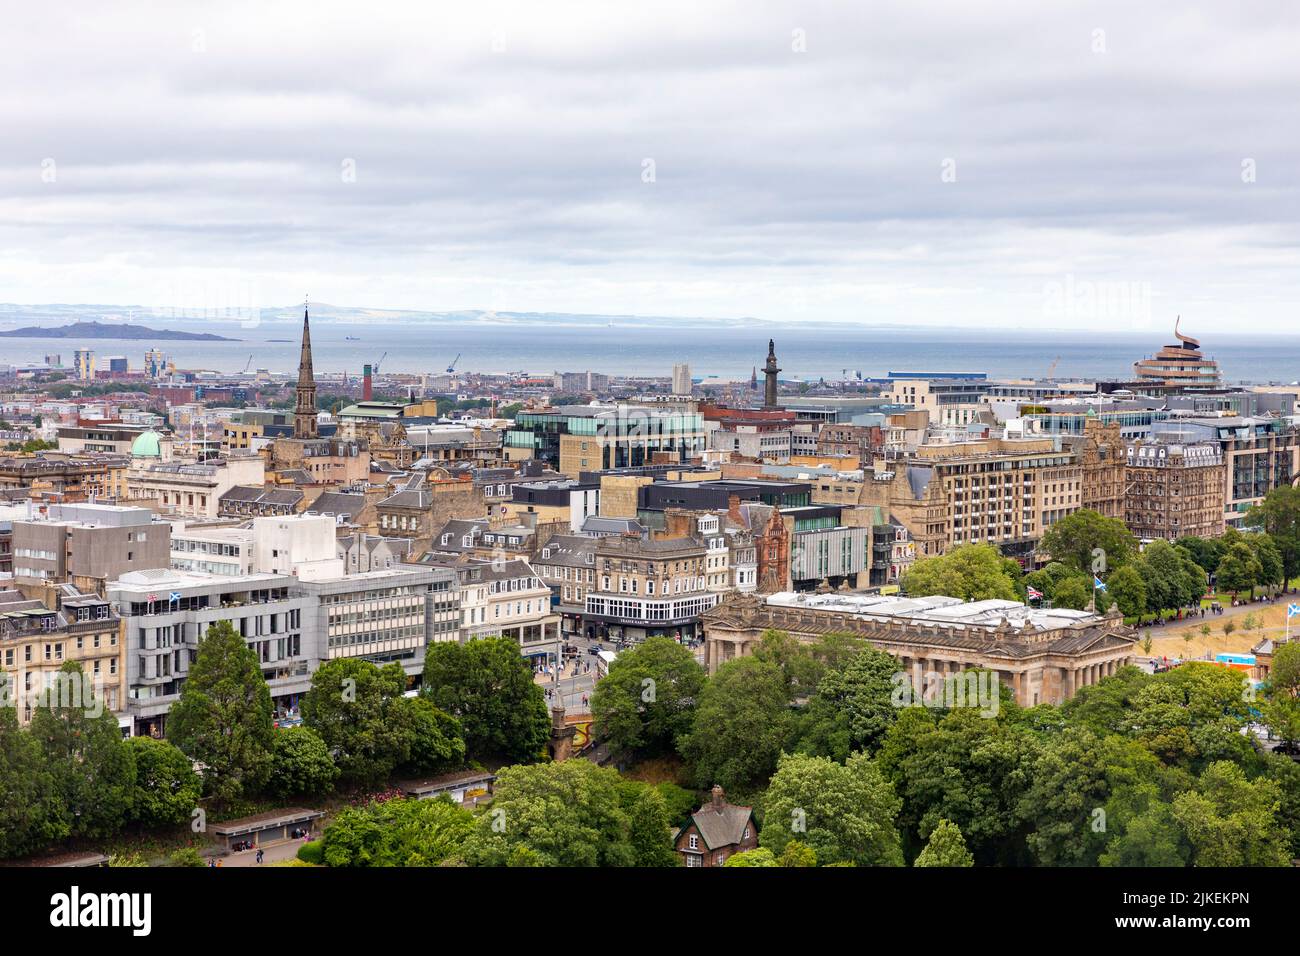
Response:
[242, 354, 254, 373]
[446, 353, 461, 374]
[373, 351, 388, 373]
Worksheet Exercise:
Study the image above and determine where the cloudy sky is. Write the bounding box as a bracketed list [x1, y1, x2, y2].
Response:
[2, 1, 1299, 331]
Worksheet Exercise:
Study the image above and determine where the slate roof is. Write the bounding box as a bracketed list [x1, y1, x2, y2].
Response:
[537, 534, 598, 566]
[219, 485, 303, 508]
[689, 791, 755, 850]
[307, 491, 368, 518]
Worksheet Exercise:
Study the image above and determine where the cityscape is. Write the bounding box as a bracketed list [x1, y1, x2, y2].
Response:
[0, 0, 1291, 937]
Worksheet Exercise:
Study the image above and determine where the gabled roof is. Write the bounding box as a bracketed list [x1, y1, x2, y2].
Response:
[688, 798, 756, 850]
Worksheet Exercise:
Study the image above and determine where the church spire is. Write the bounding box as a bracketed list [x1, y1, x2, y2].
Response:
[294, 296, 319, 439]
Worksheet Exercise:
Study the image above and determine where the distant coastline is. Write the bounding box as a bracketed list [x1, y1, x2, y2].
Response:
[0, 321, 237, 342]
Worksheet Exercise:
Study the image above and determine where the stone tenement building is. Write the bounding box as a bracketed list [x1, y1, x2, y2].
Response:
[700, 591, 1138, 706]
[1124, 438, 1225, 540]
[1064, 418, 1126, 521]
[858, 436, 1081, 565]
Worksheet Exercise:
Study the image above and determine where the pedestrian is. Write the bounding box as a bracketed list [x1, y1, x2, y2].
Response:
[256, 847, 264, 865]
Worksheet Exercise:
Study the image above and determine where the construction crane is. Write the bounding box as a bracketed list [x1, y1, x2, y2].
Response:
[242, 354, 254, 373]
[373, 351, 388, 373]
[446, 353, 461, 374]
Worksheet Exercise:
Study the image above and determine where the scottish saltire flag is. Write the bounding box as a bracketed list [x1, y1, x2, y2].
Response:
[1289, 603, 1300, 619]
[169, 591, 181, 603]
[1026, 586, 1043, 601]
[1093, 576, 1107, 591]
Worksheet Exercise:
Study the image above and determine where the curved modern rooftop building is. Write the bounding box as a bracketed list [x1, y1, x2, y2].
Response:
[1132, 317, 1220, 386]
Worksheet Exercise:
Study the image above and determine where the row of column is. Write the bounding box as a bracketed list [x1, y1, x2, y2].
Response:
[1063, 657, 1123, 697]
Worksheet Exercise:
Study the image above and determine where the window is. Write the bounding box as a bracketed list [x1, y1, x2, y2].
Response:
[688, 834, 698, 850]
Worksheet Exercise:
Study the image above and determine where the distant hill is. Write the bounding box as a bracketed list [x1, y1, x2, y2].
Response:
[0, 321, 237, 341]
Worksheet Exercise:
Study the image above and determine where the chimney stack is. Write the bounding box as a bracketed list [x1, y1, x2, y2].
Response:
[363, 364, 373, 401]
[727, 493, 743, 525]
[711, 785, 725, 812]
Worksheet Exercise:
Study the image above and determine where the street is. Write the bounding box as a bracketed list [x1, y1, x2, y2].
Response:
[534, 632, 604, 712]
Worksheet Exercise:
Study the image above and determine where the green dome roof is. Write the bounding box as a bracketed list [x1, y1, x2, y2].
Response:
[131, 431, 162, 457]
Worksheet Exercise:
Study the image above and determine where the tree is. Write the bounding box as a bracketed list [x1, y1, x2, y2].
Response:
[900, 544, 1021, 602]
[795, 645, 904, 761]
[1215, 541, 1261, 599]
[128, 737, 202, 828]
[1018, 727, 1168, 866]
[1271, 642, 1300, 696]
[626, 787, 678, 867]
[1107, 564, 1148, 620]
[879, 708, 1038, 866]
[678, 657, 792, 794]
[422, 637, 550, 763]
[396, 695, 467, 776]
[321, 796, 475, 867]
[759, 752, 904, 866]
[1051, 576, 1091, 611]
[1099, 795, 1188, 867]
[0, 708, 67, 858]
[267, 726, 340, 799]
[1260, 695, 1300, 748]
[1176, 536, 1224, 575]
[724, 847, 778, 867]
[302, 659, 417, 787]
[1246, 485, 1300, 584]
[1040, 509, 1137, 575]
[1171, 761, 1291, 867]
[166, 619, 274, 803]
[30, 661, 135, 839]
[1249, 533, 1284, 591]
[463, 761, 645, 867]
[590, 636, 704, 757]
[169, 846, 205, 867]
[778, 841, 818, 867]
[914, 819, 974, 867]
[1137, 539, 1204, 613]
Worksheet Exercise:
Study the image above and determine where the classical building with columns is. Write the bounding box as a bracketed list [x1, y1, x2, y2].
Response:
[700, 590, 1137, 707]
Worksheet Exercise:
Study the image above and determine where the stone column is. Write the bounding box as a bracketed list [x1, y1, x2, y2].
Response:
[1012, 671, 1023, 705]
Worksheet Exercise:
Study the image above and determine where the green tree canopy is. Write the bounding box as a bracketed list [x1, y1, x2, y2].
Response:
[166, 619, 274, 803]
[914, 819, 975, 867]
[901, 544, 1022, 602]
[29, 661, 135, 839]
[267, 726, 341, 799]
[1106, 564, 1148, 619]
[128, 737, 202, 828]
[795, 645, 904, 761]
[678, 656, 792, 794]
[464, 761, 658, 867]
[321, 796, 475, 867]
[302, 659, 418, 787]
[1215, 541, 1262, 598]
[723, 847, 778, 867]
[421, 637, 550, 763]
[1171, 761, 1291, 867]
[591, 636, 705, 757]
[759, 751, 904, 866]
[0, 708, 67, 858]
[1039, 509, 1137, 574]
[1246, 485, 1300, 583]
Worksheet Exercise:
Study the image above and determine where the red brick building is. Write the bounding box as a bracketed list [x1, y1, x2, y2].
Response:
[674, 786, 759, 867]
